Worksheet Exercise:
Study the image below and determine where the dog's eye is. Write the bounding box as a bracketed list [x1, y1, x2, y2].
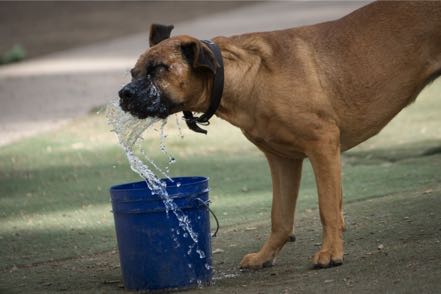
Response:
[155, 63, 168, 73]
[147, 63, 168, 74]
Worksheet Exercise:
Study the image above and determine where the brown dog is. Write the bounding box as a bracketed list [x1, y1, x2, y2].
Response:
[118, 1, 441, 269]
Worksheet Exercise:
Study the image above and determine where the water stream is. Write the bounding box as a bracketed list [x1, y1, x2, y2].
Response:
[106, 100, 205, 252]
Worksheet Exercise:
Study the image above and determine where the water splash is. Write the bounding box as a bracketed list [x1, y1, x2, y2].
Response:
[106, 100, 213, 270]
[106, 100, 199, 243]
[212, 273, 239, 281]
[106, 100, 166, 194]
[159, 120, 176, 174]
[175, 114, 185, 139]
[196, 249, 206, 259]
[187, 243, 197, 255]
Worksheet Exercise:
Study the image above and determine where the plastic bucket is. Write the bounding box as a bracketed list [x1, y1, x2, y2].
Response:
[109, 176, 212, 291]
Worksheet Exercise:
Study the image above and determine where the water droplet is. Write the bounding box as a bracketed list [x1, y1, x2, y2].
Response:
[204, 263, 211, 270]
[187, 243, 196, 255]
[175, 114, 185, 139]
[176, 182, 181, 188]
[196, 249, 206, 259]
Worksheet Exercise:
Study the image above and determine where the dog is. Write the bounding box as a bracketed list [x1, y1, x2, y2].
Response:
[118, 1, 441, 269]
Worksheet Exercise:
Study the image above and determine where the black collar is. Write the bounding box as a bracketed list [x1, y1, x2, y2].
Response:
[183, 40, 224, 134]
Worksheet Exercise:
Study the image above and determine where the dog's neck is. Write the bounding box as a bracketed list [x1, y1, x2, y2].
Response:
[210, 36, 267, 130]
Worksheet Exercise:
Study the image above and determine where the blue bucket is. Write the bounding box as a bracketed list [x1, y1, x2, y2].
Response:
[109, 176, 213, 291]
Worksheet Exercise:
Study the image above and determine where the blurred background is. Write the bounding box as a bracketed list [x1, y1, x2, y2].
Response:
[0, 1, 367, 145]
[1, 1, 440, 293]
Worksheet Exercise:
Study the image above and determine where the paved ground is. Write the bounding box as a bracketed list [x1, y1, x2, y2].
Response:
[0, 1, 250, 59]
[0, 1, 368, 145]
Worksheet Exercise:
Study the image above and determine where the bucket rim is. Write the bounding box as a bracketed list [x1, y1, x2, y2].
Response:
[109, 176, 209, 192]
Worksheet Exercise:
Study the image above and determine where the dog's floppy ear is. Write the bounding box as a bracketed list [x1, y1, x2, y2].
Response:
[149, 24, 174, 47]
[180, 40, 218, 74]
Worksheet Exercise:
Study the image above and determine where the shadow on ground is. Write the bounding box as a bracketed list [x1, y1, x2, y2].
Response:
[1, 136, 440, 270]
[1, 183, 440, 294]
[1, 134, 440, 293]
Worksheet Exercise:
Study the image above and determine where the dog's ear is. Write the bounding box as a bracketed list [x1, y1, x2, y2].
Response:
[180, 40, 218, 74]
[149, 24, 174, 47]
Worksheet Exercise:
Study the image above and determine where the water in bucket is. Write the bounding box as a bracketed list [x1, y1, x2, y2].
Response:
[106, 101, 213, 290]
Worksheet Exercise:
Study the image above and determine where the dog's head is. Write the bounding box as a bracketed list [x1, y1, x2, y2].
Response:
[118, 24, 219, 119]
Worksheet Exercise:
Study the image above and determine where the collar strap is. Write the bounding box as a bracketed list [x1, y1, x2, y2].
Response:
[183, 40, 224, 134]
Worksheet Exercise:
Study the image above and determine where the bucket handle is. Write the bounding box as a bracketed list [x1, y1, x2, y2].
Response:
[195, 198, 220, 238]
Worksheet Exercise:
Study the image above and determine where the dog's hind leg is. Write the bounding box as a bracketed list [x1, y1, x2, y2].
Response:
[239, 153, 303, 269]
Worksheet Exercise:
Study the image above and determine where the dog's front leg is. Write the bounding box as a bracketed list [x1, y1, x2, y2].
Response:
[240, 152, 303, 269]
[307, 129, 345, 268]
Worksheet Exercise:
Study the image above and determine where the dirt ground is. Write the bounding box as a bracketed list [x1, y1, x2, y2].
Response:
[1, 185, 440, 294]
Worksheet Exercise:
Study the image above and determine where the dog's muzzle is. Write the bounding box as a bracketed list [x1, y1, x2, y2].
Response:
[118, 78, 170, 119]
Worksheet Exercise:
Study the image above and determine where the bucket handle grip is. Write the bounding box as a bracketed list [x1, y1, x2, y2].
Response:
[195, 198, 220, 238]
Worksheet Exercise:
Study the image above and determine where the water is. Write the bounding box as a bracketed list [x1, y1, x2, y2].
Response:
[196, 249, 206, 259]
[106, 100, 207, 264]
[212, 273, 239, 281]
[159, 120, 176, 174]
[187, 243, 197, 255]
[106, 99, 165, 190]
[175, 113, 185, 139]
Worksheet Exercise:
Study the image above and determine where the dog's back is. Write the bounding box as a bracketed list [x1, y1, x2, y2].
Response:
[219, 1, 441, 150]
[307, 1, 441, 149]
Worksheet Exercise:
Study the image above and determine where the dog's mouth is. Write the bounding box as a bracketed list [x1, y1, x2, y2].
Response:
[118, 79, 177, 119]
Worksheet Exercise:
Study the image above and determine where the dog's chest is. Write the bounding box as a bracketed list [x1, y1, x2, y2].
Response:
[242, 127, 307, 159]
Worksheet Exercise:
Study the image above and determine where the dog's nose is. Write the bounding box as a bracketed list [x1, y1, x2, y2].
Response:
[118, 84, 136, 100]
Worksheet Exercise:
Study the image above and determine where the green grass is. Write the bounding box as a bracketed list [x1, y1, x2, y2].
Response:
[0, 44, 26, 65]
[0, 81, 440, 269]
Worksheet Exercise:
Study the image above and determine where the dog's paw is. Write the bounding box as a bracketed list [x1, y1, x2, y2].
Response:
[312, 250, 343, 268]
[239, 252, 275, 270]
[288, 233, 296, 242]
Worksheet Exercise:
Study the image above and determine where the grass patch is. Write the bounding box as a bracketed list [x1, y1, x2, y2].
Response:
[0, 44, 26, 65]
[1, 81, 440, 269]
